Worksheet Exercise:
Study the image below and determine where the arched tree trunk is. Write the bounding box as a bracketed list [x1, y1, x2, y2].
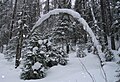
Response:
[31, 9, 105, 61]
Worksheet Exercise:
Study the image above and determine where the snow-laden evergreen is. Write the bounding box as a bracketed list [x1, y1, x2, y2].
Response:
[20, 34, 68, 80]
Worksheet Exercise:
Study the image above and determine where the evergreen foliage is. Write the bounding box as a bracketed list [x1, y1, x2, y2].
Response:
[76, 41, 86, 58]
[20, 51, 46, 80]
[104, 47, 114, 61]
[21, 33, 68, 80]
[0, 0, 120, 80]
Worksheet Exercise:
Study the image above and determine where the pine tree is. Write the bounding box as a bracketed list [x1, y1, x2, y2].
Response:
[20, 50, 46, 80]
[21, 35, 46, 80]
[21, 33, 68, 79]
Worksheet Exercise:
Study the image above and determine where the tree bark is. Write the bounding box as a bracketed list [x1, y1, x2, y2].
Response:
[100, 0, 108, 45]
[15, 23, 23, 68]
[10, 0, 18, 39]
[47, 0, 49, 12]
[111, 35, 116, 50]
[37, 0, 40, 17]
[106, 0, 116, 50]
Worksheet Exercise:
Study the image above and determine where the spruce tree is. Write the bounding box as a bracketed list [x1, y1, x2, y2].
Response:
[21, 35, 46, 80]
[21, 34, 68, 80]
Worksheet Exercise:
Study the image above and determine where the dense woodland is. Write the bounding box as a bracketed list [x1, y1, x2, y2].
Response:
[0, 0, 120, 81]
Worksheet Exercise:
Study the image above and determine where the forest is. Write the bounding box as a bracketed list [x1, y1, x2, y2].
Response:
[0, 0, 120, 82]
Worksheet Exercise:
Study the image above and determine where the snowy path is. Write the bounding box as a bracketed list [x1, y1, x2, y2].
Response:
[0, 52, 117, 82]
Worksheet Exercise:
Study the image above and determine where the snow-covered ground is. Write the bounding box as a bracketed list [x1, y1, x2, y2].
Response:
[0, 52, 118, 82]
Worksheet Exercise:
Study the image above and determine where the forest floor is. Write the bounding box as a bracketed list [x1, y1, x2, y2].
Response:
[0, 51, 118, 82]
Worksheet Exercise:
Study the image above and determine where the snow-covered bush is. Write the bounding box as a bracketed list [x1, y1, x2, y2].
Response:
[59, 57, 68, 65]
[46, 45, 68, 66]
[76, 43, 86, 58]
[104, 47, 114, 61]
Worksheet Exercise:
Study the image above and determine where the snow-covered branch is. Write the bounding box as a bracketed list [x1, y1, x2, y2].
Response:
[31, 8, 105, 61]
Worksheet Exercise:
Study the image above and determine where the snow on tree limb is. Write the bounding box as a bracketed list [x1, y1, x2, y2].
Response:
[31, 9, 105, 61]
[31, 9, 81, 32]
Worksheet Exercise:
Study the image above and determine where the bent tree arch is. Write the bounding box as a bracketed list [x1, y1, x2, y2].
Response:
[31, 9, 105, 61]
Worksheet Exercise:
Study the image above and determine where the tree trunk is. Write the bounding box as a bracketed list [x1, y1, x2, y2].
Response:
[111, 35, 116, 50]
[0, 45, 3, 53]
[47, 0, 49, 12]
[66, 43, 69, 54]
[84, 32, 87, 43]
[10, 0, 13, 8]
[100, 0, 108, 45]
[37, 0, 40, 17]
[46, 0, 49, 30]
[15, 24, 23, 68]
[10, 0, 18, 39]
[106, 0, 116, 50]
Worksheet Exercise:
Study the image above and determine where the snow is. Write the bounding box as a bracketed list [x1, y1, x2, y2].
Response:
[0, 51, 117, 82]
[103, 62, 118, 82]
[47, 41, 52, 46]
[40, 51, 45, 54]
[32, 62, 42, 70]
[38, 40, 43, 45]
[43, 39, 48, 44]
[33, 47, 38, 54]
[18, 19, 23, 25]
[31, 9, 105, 61]
[118, 48, 120, 52]
[31, 9, 81, 32]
